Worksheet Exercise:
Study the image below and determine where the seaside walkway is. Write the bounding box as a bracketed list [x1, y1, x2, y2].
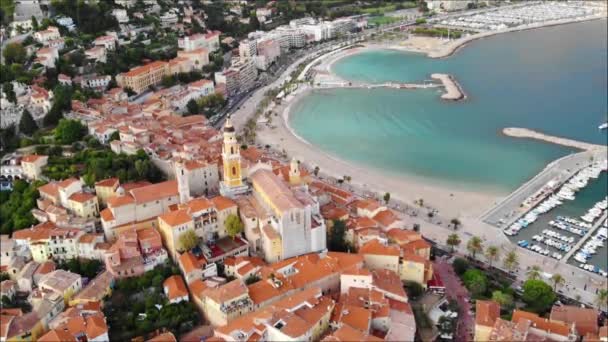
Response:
[563, 211, 608, 263]
[315, 81, 440, 90]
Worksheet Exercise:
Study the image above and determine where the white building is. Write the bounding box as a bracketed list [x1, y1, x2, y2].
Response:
[112, 9, 129, 23]
[160, 11, 179, 27]
[238, 39, 257, 60]
[175, 159, 220, 200]
[178, 31, 221, 52]
[94, 35, 117, 50]
[33, 26, 60, 44]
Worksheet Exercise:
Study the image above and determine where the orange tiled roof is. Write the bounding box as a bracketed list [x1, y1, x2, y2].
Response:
[512, 310, 571, 337]
[159, 209, 192, 227]
[95, 178, 119, 188]
[372, 269, 407, 301]
[331, 303, 371, 332]
[359, 240, 400, 256]
[122, 61, 168, 78]
[129, 180, 178, 203]
[147, 332, 177, 342]
[68, 192, 96, 203]
[106, 195, 135, 208]
[21, 154, 46, 163]
[164, 275, 189, 301]
[179, 251, 205, 275]
[210, 196, 236, 211]
[476, 300, 501, 328]
[550, 305, 598, 336]
[100, 208, 114, 222]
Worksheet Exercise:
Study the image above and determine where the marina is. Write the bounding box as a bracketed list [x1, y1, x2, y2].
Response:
[503, 168, 608, 276]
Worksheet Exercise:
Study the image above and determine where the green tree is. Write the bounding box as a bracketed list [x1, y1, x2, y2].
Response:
[178, 230, 198, 252]
[550, 274, 565, 292]
[19, 109, 38, 135]
[522, 279, 556, 314]
[466, 236, 483, 259]
[54, 119, 86, 144]
[109, 131, 120, 142]
[452, 257, 469, 275]
[187, 99, 199, 115]
[383, 192, 390, 204]
[31, 15, 39, 31]
[225, 214, 243, 239]
[245, 274, 261, 285]
[3, 42, 26, 64]
[450, 218, 461, 230]
[313, 166, 320, 176]
[491, 290, 513, 309]
[328, 219, 348, 252]
[462, 269, 488, 298]
[503, 251, 519, 272]
[446, 233, 461, 252]
[527, 265, 542, 280]
[485, 245, 500, 267]
[596, 289, 608, 312]
[0, 272, 9, 281]
[404, 281, 424, 299]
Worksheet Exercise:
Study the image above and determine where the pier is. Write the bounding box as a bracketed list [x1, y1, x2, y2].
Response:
[502, 127, 607, 151]
[315, 81, 440, 90]
[563, 211, 608, 262]
[431, 73, 466, 100]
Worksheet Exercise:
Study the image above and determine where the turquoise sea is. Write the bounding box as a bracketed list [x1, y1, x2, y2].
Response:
[289, 20, 608, 193]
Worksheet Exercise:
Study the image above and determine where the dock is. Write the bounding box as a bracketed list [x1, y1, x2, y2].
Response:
[502, 127, 607, 152]
[563, 211, 608, 262]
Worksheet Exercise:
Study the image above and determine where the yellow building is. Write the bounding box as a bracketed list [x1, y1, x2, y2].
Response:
[219, 118, 249, 197]
[116, 61, 170, 94]
[94, 178, 119, 207]
[157, 209, 195, 260]
[358, 240, 400, 274]
[261, 225, 282, 262]
[68, 193, 99, 219]
[399, 253, 433, 288]
[474, 300, 501, 341]
[222, 118, 242, 188]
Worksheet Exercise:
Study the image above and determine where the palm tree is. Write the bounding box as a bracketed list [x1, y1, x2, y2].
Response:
[466, 236, 483, 259]
[527, 265, 542, 280]
[503, 251, 519, 273]
[485, 246, 500, 267]
[450, 218, 461, 230]
[550, 274, 565, 291]
[595, 289, 608, 312]
[446, 234, 461, 253]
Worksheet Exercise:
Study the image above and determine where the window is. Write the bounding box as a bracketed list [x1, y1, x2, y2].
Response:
[232, 166, 236, 176]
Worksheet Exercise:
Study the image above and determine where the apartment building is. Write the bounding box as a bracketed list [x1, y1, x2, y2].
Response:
[157, 196, 237, 260]
[239, 39, 257, 60]
[116, 61, 170, 94]
[85, 46, 107, 63]
[93, 35, 117, 50]
[100, 180, 179, 240]
[474, 300, 501, 341]
[178, 31, 221, 52]
[177, 48, 210, 70]
[35, 47, 59, 68]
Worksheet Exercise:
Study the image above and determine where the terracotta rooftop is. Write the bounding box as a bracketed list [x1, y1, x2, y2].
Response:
[210, 195, 237, 211]
[129, 180, 178, 203]
[359, 240, 400, 256]
[159, 209, 192, 227]
[95, 178, 119, 188]
[164, 275, 189, 301]
[476, 300, 501, 328]
[512, 310, 571, 337]
[122, 61, 168, 78]
[68, 192, 96, 203]
[21, 154, 47, 163]
[550, 305, 598, 336]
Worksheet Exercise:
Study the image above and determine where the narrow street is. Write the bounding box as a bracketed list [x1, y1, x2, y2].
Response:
[434, 257, 474, 342]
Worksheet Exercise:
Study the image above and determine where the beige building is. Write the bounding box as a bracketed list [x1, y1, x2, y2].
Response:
[20, 154, 48, 180]
[100, 180, 180, 240]
[202, 279, 253, 326]
[474, 300, 501, 341]
[94, 178, 120, 207]
[116, 61, 170, 94]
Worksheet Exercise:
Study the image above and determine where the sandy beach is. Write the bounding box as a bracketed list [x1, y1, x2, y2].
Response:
[258, 85, 503, 219]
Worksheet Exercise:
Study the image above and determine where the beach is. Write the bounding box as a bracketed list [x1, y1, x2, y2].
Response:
[258, 85, 503, 219]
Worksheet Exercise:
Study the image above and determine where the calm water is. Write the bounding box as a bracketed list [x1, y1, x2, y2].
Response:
[290, 20, 608, 193]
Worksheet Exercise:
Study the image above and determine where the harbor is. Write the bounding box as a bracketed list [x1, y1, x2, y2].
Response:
[506, 168, 608, 276]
